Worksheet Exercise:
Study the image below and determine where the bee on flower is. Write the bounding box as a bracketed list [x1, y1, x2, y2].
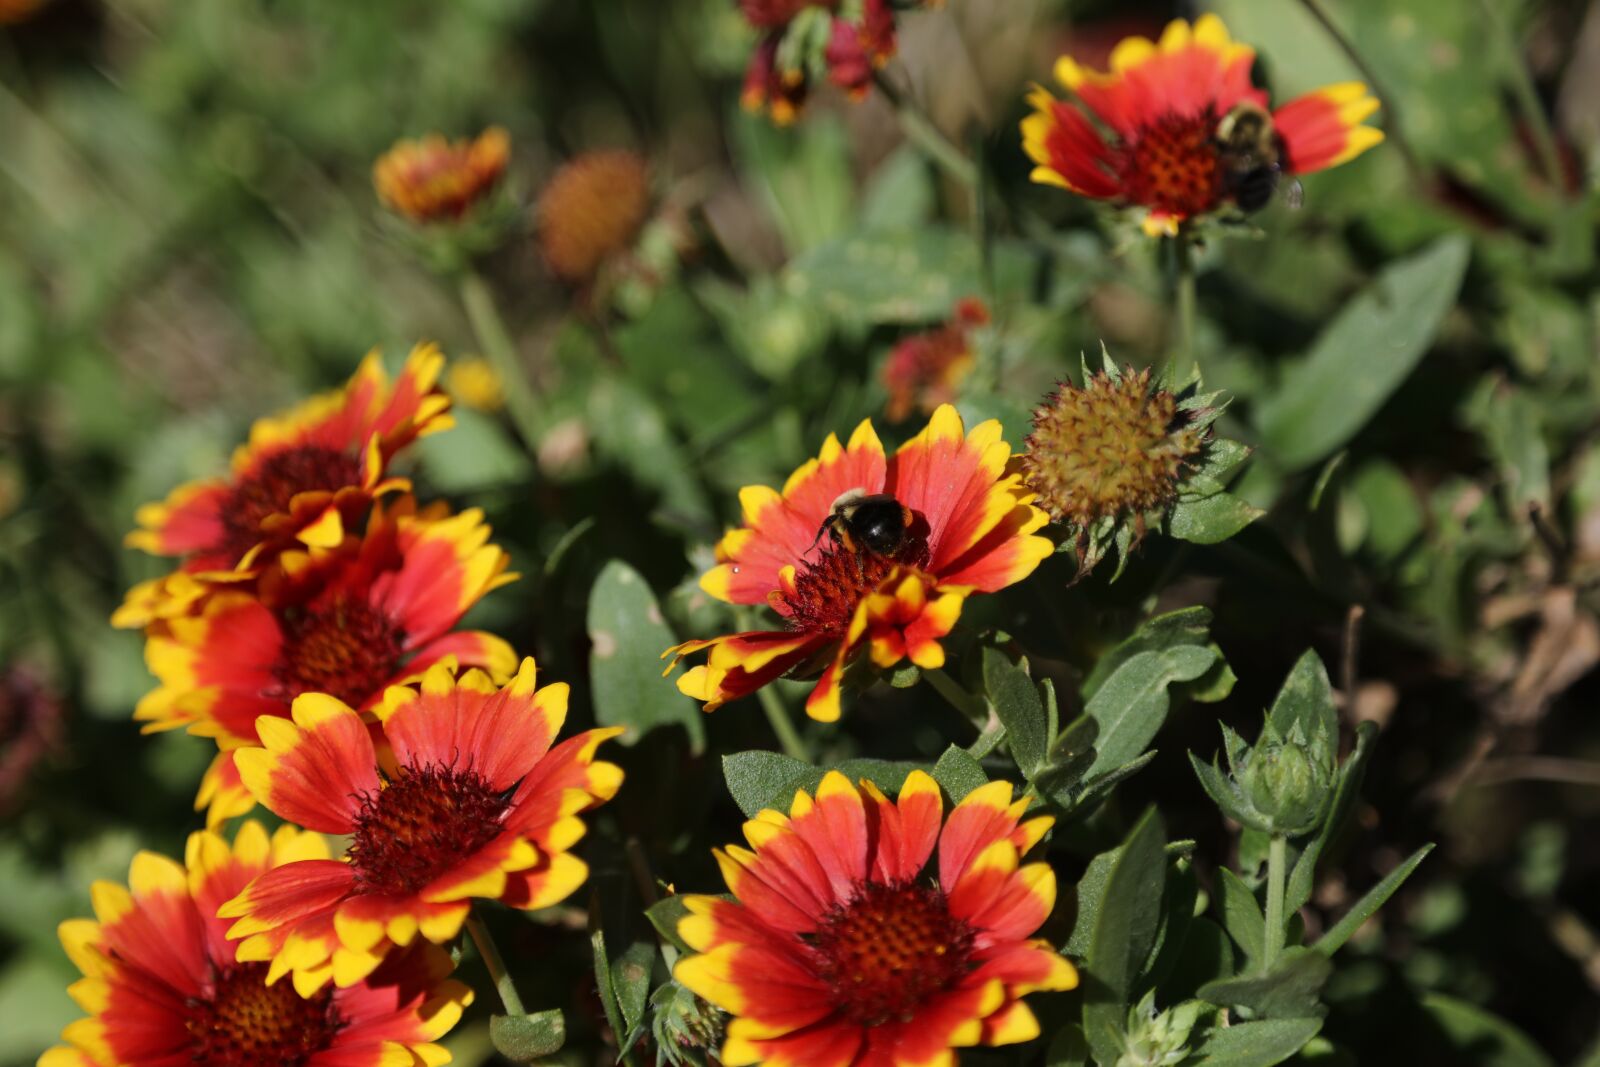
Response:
[374, 127, 511, 224]
[40, 821, 472, 1067]
[664, 405, 1051, 722]
[132, 496, 518, 825]
[673, 771, 1077, 1066]
[217, 658, 621, 992]
[114, 344, 453, 628]
[1021, 14, 1384, 236]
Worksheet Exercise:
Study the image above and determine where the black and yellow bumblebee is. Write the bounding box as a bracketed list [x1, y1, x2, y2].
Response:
[809, 489, 914, 565]
[1214, 101, 1303, 213]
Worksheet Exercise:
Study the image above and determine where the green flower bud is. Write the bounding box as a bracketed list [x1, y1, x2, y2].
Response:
[1236, 721, 1333, 836]
[1115, 991, 1205, 1067]
[637, 978, 725, 1067]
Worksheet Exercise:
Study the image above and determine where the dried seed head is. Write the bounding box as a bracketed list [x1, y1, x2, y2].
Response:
[1021, 366, 1206, 530]
[536, 150, 651, 285]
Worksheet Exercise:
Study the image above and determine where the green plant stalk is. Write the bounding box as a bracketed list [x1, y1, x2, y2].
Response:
[458, 270, 543, 451]
[1173, 233, 1198, 382]
[466, 907, 527, 1016]
[924, 667, 990, 733]
[757, 684, 811, 763]
[1262, 834, 1289, 973]
[871, 69, 978, 189]
[1478, 0, 1565, 193]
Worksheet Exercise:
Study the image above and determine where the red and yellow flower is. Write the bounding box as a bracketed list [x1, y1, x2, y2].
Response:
[116, 344, 453, 627]
[1022, 14, 1384, 235]
[40, 820, 472, 1067]
[218, 659, 622, 992]
[134, 497, 518, 824]
[674, 771, 1077, 1067]
[882, 298, 988, 423]
[664, 405, 1051, 722]
[739, 0, 907, 124]
[374, 127, 511, 224]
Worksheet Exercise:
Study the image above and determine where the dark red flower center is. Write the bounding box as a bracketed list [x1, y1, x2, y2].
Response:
[271, 594, 406, 708]
[348, 764, 512, 895]
[1120, 108, 1222, 220]
[808, 880, 976, 1027]
[774, 538, 929, 637]
[218, 445, 365, 564]
[185, 961, 340, 1067]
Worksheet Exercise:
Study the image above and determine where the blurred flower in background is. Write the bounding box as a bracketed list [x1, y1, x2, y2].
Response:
[0, 664, 63, 814]
[41, 821, 472, 1066]
[0, 0, 44, 24]
[536, 149, 652, 287]
[1022, 14, 1384, 235]
[445, 355, 505, 414]
[373, 128, 512, 225]
[881, 297, 988, 422]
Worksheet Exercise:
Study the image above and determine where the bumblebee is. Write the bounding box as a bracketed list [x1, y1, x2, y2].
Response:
[809, 489, 913, 563]
[1214, 102, 1303, 213]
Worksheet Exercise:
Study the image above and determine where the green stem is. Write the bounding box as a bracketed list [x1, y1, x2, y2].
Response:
[1262, 834, 1289, 974]
[757, 684, 811, 763]
[924, 667, 990, 733]
[1479, 0, 1566, 193]
[872, 69, 978, 189]
[466, 907, 527, 1016]
[1294, 0, 1426, 184]
[1172, 234, 1197, 382]
[458, 270, 543, 451]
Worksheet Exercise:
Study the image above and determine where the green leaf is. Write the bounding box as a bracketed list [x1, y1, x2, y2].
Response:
[1075, 644, 1217, 780]
[588, 377, 713, 526]
[1419, 993, 1556, 1067]
[1082, 809, 1167, 1067]
[489, 1008, 566, 1063]
[723, 751, 809, 818]
[1082, 608, 1215, 700]
[1164, 917, 1236, 1001]
[732, 111, 854, 254]
[1185, 1017, 1323, 1067]
[1286, 723, 1378, 913]
[931, 745, 987, 803]
[1143, 860, 1199, 990]
[587, 560, 705, 753]
[1314, 844, 1433, 955]
[644, 896, 695, 954]
[1197, 947, 1331, 1019]
[1217, 868, 1266, 965]
[1167, 491, 1264, 544]
[1266, 649, 1338, 747]
[1064, 846, 1120, 958]
[1256, 236, 1471, 469]
[415, 407, 532, 493]
[591, 928, 633, 1059]
[981, 645, 1048, 779]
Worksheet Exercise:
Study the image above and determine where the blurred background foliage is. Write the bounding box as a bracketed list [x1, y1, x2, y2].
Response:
[1, 0, 1599, 1064]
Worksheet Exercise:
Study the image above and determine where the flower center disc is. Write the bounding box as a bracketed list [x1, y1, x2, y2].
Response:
[777, 539, 929, 637]
[220, 445, 365, 562]
[809, 880, 975, 1027]
[1120, 109, 1221, 219]
[186, 961, 338, 1067]
[349, 765, 511, 895]
[273, 594, 406, 707]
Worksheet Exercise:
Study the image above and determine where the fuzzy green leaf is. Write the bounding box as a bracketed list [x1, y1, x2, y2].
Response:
[982, 645, 1049, 779]
[1217, 867, 1266, 965]
[588, 560, 705, 752]
[931, 746, 987, 803]
[1314, 844, 1434, 955]
[1256, 235, 1470, 469]
[643, 896, 695, 954]
[1286, 722, 1378, 913]
[1198, 947, 1331, 1019]
[1167, 491, 1265, 544]
[1185, 1017, 1323, 1067]
[1082, 809, 1167, 1067]
[490, 1009, 566, 1063]
[1267, 649, 1339, 747]
[722, 752, 809, 818]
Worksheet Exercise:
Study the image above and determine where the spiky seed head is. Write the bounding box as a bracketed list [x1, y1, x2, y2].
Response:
[536, 150, 651, 285]
[1020, 366, 1206, 529]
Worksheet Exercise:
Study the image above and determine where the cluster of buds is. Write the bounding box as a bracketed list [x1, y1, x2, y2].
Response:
[628, 978, 725, 1067]
[1195, 716, 1336, 837]
[1114, 991, 1205, 1067]
[740, 0, 927, 123]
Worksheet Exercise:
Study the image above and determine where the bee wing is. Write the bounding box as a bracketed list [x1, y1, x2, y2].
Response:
[1283, 179, 1305, 210]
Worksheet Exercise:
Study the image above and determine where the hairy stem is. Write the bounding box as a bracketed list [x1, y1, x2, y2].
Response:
[1172, 233, 1198, 382]
[459, 270, 543, 451]
[757, 684, 811, 763]
[466, 906, 527, 1016]
[1263, 834, 1289, 973]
